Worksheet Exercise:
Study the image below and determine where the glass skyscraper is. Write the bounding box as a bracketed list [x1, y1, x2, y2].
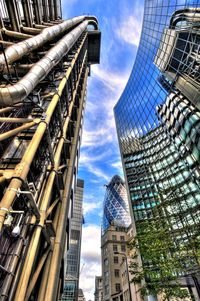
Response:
[114, 0, 200, 296]
[102, 175, 131, 234]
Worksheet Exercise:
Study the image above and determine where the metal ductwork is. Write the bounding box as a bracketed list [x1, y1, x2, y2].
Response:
[0, 16, 98, 68]
[0, 19, 96, 106]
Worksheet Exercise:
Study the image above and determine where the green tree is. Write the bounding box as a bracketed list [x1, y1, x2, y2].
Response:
[129, 218, 195, 300]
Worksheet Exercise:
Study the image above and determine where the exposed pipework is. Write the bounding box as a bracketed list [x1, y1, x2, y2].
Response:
[0, 16, 98, 69]
[53, 0, 59, 20]
[42, 0, 50, 22]
[5, 0, 21, 32]
[21, 0, 34, 27]
[0, 19, 98, 106]
[33, 0, 43, 24]
[48, 0, 55, 21]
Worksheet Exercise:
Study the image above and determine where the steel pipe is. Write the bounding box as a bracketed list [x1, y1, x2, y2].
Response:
[0, 121, 36, 141]
[2, 29, 32, 40]
[53, 0, 59, 20]
[13, 45, 87, 301]
[0, 40, 14, 46]
[48, 0, 55, 21]
[22, 26, 42, 35]
[33, 0, 42, 24]
[0, 19, 97, 106]
[21, 0, 34, 27]
[44, 67, 88, 301]
[0, 35, 86, 232]
[0, 117, 34, 123]
[5, 0, 21, 32]
[0, 15, 98, 69]
[42, 0, 50, 23]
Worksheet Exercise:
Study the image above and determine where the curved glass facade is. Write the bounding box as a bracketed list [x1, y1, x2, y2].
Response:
[114, 0, 200, 278]
[102, 175, 131, 234]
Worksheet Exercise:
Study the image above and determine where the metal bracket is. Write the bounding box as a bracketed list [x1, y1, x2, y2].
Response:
[9, 183, 40, 220]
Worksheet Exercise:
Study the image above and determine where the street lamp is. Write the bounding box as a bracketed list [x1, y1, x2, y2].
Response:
[114, 251, 132, 301]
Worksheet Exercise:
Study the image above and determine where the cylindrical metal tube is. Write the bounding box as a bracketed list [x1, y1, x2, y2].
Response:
[53, 0, 58, 20]
[42, 0, 50, 23]
[44, 66, 88, 301]
[0, 121, 36, 141]
[48, 0, 54, 21]
[0, 20, 94, 106]
[21, 0, 33, 27]
[33, 0, 42, 24]
[5, 0, 21, 32]
[2, 29, 32, 39]
[0, 15, 98, 68]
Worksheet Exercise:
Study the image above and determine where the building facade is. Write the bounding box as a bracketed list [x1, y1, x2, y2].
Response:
[102, 175, 131, 235]
[62, 179, 84, 301]
[101, 224, 140, 301]
[0, 1, 101, 300]
[114, 0, 200, 299]
[101, 175, 138, 301]
[94, 276, 103, 301]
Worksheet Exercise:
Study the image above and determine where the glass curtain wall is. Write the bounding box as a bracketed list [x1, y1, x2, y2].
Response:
[114, 0, 200, 287]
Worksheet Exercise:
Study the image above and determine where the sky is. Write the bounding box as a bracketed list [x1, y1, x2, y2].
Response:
[62, 1, 144, 299]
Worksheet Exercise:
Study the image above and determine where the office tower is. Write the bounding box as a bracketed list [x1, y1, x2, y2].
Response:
[0, 1, 101, 300]
[62, 179, 84, 301]
[114, 0, 200, 298]
[102, 175, 131, 235]
[94, 276, 103, 301]
[101, 175, 136, 301]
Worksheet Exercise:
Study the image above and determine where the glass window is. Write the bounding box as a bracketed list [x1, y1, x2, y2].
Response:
[121, 245, 126, 252]
[114, 256, 118, 264]
[112, 235, 117, 240]
[114, 269, 119, 277]
[115, 283, 121, 292]
[113, 245, 118, 252]
[120, 236, 125, 241]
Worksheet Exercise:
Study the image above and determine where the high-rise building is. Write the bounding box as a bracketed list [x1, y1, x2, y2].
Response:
[62, 179, 84, 301]
[102, 175, 131, 235]
[94, 276, 103, 301]
[0, 1, 101, 300]
[101, 175, 138, 301]
[114, 0, 200, 299]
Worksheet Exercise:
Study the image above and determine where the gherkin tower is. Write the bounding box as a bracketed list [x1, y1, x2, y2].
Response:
[102, 175, 131, 234]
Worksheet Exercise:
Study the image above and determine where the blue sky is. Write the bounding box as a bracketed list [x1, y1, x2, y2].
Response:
[62, 1, 144, 299]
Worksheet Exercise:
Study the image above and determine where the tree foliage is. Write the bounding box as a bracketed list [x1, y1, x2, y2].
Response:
[128, 218, 198, 300]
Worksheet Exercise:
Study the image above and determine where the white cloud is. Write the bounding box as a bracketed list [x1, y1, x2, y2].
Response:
[91, 65, 129, 94]
[83, 200, 102, 215]
[111, 160, 123, 171]
[115, 14, 142, 46]
[79, 224, 101, 300]
[87, 164, 110, 181]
